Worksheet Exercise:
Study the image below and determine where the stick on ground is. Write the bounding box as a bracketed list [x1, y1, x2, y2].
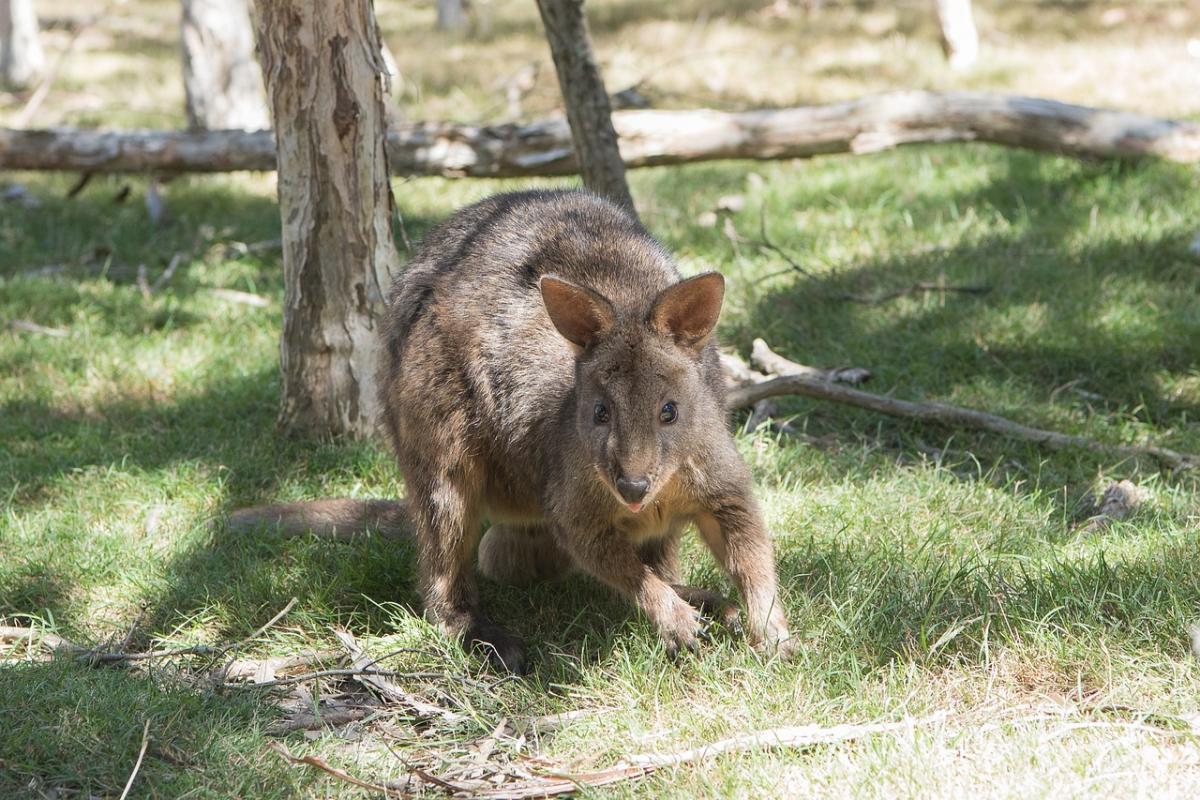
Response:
[729, 341, 1198, 470]
[118, 720, 151, 800]
[332, 628, 466, 723]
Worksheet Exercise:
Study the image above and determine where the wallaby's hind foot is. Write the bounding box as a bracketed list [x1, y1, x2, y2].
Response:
[467, 619, 527, 674]
[478, 524, 572, 585]
[427, 607, 526, 673]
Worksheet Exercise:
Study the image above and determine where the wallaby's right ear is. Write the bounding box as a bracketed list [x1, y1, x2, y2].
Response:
[539, 276, 615, 349]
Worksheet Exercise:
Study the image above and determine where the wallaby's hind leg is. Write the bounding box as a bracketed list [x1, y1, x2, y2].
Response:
[638, 533, 742, 631]
[407, 466, 525, 673]
[478, 524, 572, 585]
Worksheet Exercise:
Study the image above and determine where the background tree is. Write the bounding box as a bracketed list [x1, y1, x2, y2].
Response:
[535, 0, 634, 213]
[935, 0, 979, 70]
[181, 0, 269, 130]
[255, 0, 401, 437]
[436, 0, 467, 32]
[0, 0, 44, 91]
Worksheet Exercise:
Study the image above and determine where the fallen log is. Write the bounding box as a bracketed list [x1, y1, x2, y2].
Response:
[3, 91, 1198, 175]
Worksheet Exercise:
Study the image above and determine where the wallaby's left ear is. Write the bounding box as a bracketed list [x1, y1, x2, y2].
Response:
[649, 272, 725, 350]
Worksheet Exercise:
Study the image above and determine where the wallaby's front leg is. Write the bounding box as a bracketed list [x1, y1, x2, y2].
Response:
[638, 532, 742, 631]
[560, 527, 704, 656]
[695, 500, 794, 656]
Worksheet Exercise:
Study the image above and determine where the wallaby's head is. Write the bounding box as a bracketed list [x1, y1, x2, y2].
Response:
[540, 272, 725, 512]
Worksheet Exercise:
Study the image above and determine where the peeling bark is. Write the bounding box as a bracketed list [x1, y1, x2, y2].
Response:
[255, 0, 401, 437]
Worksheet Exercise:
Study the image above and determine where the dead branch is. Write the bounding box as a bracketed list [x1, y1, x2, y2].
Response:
[736, 209, 989, 306]
[332, 628, 467, 723]
[623, 717, 940, 768]
[222, 667, 435, 691]
[750, 338, 871, 385]
[6, 319, 68, 337]
[0, 625, 81, 656]
[728, 342, 1198, 470]
[845, 281, 991, 304]
[205, 288, 271, 307]
[269, 742, 401, 795]
[267, 707, 371, 735]
[220, 649, 341, 683]
[4, 92, 1200, 175]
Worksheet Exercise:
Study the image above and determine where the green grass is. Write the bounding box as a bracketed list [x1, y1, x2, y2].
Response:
[4, 1, 1200, 797]
[4, 148, 1198, 798]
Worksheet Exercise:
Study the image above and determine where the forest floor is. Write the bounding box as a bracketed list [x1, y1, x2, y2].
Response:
[3, 1, 1200, 797]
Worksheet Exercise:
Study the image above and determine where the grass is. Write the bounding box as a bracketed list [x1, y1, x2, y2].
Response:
[3, 1, 1200, 797]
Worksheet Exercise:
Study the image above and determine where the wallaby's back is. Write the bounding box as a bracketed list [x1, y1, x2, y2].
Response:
[379, 190, 686, 501]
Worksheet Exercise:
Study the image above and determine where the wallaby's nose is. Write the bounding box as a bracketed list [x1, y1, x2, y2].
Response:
[616, 476, 650, 504]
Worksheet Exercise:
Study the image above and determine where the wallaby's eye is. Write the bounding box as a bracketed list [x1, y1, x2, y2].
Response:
[593, 402, 610, 425]
[660, 401, 678, 425]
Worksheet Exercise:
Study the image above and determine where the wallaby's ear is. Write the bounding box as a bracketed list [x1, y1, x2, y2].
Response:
[540, 275, 616, 349]
[650, 272, 725, 350]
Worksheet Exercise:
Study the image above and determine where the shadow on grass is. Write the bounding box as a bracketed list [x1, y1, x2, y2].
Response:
[0, 660, 303, 798]
[4, 149, 1200, 794]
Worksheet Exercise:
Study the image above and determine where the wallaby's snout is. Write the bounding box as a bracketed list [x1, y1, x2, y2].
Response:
[615, 475, 650, 505]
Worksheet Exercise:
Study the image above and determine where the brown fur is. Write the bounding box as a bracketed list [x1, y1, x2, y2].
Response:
[230, 190, 793, 671]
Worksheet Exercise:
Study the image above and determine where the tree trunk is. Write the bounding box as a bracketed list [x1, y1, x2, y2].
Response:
[935, 0, 978, 71]
[8, 92, 1200, 175]
[534, 0, 634, 213]
[181, 0, 269, 130]
[436, 0, 467, 32]
[0, 0, 44, 91]
[255, 0, 401, 438]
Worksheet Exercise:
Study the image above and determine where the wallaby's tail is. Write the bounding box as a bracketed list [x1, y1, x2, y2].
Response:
[227, 499, 409, 541]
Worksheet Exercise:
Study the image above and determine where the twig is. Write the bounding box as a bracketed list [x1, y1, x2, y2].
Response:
[66, 172, 93, 198]
[0, 625, 80, 656]
[205, 288, 271, 308]
[844, 281, 990, 304]
[728, 341, 1200, 471]
[742, 208, 987, 304]
[414, 768, 469, 793]
[6, 320, 68, 337]
[118, 720, 151, 800]
[223, 667, 441, 691]
[332, 628, 467, 723]
[621, 716, 941, 768]
[220, 649, 341, 683]
[117, 604, 149, 652]
[151, 253, 184, 292]
[81, 597, 298, 667]
[750, 338, 871, 385]
[268, 707, 371, 735]
[269, 742, 401, 795]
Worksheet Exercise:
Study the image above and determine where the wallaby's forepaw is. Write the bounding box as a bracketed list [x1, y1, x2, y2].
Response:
[467, 622, 527, 674]
[655, 596, 706, 660]
[671, 584, 743, 635]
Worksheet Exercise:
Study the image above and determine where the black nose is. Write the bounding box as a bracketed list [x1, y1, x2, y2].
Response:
[616, 476, 649, 504]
